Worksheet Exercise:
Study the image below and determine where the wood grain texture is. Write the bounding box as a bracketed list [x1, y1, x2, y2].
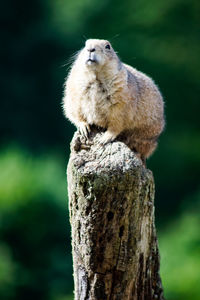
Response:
[67, 130, 164, 300]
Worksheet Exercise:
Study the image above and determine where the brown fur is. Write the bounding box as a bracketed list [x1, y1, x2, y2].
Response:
[63, 39, 165, 161]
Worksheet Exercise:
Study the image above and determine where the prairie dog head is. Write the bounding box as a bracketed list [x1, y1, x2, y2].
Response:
[77, 39, 120, 72]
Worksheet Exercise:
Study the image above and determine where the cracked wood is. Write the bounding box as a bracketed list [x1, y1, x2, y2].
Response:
[67, 130, 165, 300]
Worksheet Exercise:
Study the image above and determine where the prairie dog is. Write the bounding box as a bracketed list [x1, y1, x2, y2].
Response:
[63, 39, 165, 161]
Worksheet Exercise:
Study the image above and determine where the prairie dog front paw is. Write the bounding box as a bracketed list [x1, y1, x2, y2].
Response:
[98, 131, 117, 145]
[78, 122, 91, 138]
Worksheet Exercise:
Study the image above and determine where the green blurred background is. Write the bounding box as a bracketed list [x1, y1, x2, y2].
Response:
[0, 0, 199, 299]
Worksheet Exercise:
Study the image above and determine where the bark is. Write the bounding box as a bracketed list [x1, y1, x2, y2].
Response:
[67, 129, 165, 300]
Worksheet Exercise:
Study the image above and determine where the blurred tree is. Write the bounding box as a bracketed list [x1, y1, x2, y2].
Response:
[0, 0, 70, 148]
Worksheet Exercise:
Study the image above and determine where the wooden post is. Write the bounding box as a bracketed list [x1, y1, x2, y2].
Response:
[67, 130, 164, 300]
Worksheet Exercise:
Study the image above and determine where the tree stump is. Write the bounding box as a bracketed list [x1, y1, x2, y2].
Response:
[67, 130, 164, 300]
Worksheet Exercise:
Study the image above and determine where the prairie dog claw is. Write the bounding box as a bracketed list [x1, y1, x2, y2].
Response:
[78, 123, 91, 138]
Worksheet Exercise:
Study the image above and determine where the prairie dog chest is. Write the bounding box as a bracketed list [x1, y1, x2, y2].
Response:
[81, 79, 112, 125]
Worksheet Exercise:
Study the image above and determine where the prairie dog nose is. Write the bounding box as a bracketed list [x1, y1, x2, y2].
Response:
[87, 48, 95, 52]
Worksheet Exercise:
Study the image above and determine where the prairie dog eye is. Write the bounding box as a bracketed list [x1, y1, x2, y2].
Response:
[105, 44, 111, 49]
